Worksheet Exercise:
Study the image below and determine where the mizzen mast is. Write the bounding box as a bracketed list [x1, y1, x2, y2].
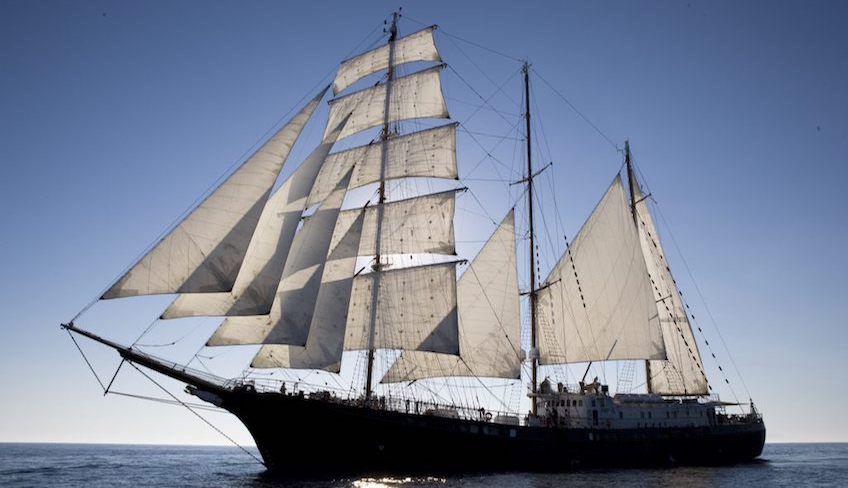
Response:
[522, 62, 539, 415]
[624, 140, 653, 395]
[364, 10, 399, 400]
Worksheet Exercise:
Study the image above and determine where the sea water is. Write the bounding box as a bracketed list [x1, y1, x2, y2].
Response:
[1, 443, 845, 487]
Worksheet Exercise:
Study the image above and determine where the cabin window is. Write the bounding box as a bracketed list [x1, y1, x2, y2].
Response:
[666, 411, 670, 418]
[591, 399, 596, 408]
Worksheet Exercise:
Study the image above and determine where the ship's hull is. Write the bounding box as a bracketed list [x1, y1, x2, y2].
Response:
[214, 388, 765, 477]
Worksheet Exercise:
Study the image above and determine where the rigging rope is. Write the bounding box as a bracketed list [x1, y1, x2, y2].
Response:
[401, 15, 524, 63]
[67, 329, 106, 392]
[650, 199, 753, 401]
[626, 151, 749, 404]
[531, 68, 621, 153]
[127, 361, 265, 466]
[107, 390, 227, 413]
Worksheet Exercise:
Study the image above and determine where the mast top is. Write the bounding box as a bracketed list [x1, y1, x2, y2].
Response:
[387, 10, 399, 39]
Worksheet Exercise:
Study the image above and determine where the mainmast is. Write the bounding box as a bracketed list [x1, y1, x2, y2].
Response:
[624, 140, 652, 394]
[523, 62, 539, 415]
[364, 11, 399, 400]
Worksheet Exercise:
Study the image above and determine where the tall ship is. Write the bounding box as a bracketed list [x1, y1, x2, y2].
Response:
[64, 12, 765, 476]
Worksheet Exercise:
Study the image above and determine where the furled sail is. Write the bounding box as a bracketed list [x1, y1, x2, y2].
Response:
[161, 116, 350, 319]
[344, 261, 460, 354]
[250, 209, 366, 371]
[382, 209, 521, 383]
[102, 87, 328, 299]
[358, 189, 457, 256]
[206, 171, 352, 346]
[635, 185, 709, 395]
[308, 123, 458, 206]
[324, 66, 448, 142]
[333, 26, 441, 94]
[536, 177, 666, 365]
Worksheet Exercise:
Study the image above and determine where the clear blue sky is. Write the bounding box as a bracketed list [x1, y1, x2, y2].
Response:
[1, 0, 846, 445]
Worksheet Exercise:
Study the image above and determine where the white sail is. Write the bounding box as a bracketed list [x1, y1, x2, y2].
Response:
[161, 116, 350, 319]
[250, 210, 366, 371]
[308, 123, 458, 206]
[102, 88, 328, 299]
[333, 26, 441, 94]
[324, 66, 448, 142]
[635, 185, 709, 395]
[536, 177, 666, 365]
[344, 261, 459, 354]
[382, 209, 521, 383]
[206, 171, 352, 346]
[358, 189, 457, 256]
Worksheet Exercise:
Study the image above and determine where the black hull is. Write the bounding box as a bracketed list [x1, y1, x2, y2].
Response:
[215, 388, 765, 477]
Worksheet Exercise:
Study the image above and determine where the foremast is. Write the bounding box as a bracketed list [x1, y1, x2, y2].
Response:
[364, 11, 399, 400]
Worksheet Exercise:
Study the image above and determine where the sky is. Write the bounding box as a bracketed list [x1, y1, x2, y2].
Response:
[1, 0, 847, 446]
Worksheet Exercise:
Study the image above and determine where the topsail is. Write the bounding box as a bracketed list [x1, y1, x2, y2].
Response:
[308, 123, 459, 206]
[324, 65, 449, 142]
[344, 261, 461, 355]
[332, 26, 441, 94]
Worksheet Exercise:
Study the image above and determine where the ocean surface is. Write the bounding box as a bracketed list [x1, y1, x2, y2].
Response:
[1, 443, 845, 487]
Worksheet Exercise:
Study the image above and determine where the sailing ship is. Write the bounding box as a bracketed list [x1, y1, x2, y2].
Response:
[63, 12, 765, 476]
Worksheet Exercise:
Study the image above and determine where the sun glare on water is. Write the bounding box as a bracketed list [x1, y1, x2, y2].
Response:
[352, 477, 447, 487]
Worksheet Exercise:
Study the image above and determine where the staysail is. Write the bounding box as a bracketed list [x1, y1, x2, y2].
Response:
[634, 184, 709, 395]
[536, 176, 666, 365]
[206, 170, 353, 346]
[161, 116, 350, 319]
[102, 87, 328, 299]
[250, 209, 366, 371]
[382, 209, 521, 382]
